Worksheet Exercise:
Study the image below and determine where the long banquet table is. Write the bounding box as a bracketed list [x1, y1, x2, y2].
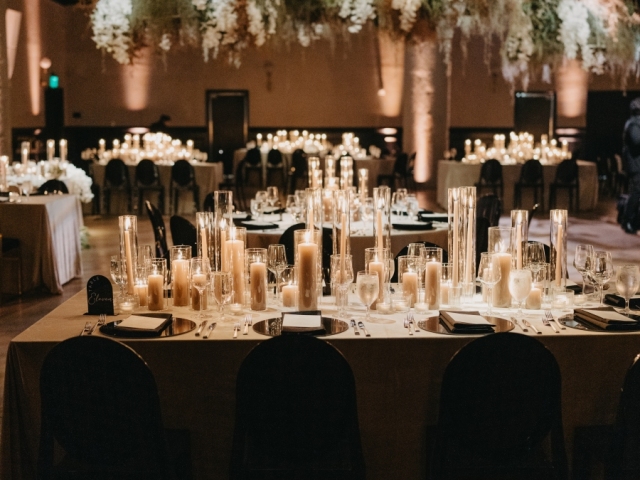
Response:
[0, 195, 83, 294]
[2, 290, 639, 479]
[92, 161, 224, 214]
[437, 160, 599, 211]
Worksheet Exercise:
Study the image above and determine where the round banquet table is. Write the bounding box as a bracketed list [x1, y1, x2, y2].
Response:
[244, 213, 448, 272]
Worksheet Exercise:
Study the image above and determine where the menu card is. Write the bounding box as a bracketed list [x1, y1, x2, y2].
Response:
[440, 311, 495, 334]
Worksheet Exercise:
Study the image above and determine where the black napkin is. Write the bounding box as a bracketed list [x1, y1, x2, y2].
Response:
[604, 294, 640, 310]
[440, 310, 495, 334]
[573, 307, 639, 331]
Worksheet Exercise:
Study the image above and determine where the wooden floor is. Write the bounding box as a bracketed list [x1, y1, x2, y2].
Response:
[0, 188, 637, 424]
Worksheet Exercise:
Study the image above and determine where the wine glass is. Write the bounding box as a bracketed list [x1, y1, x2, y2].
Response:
[509, 268, 533, 320]
[331, 254, 354, 318]
[356, 270, 379, 323]
[616, 265, 639, 315]
[190, 258, 210, 321]
[285, 194, 299, 221]
[361, 198, 374, 231]
[525, 242, 547, 273]
[110, 255, 126, 296]
[573, 244, 594, 294]
[266, 186, 279, 209]
[477, 252, 501, 316]
[138, 244, 153, 267]
[267, 244, 287, 304]
[211, 271, 233, 322]
[590, 251, 614, 306]
[406, 194, 419, 220]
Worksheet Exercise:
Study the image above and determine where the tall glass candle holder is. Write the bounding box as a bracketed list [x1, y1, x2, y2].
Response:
[322, 189, 334, 223]
[398, 255, 420, 308]
[510, 210, 529, 270]
[325, 176, 340, 190]
[441, 263, 453, 306]
[333, 189, 351, 257]
[170, 245, 191, 307]
[358, 168, 369, 201]
[119, 215, 138, 295]
[246, 248, 268, 311]
[21, 141, 29, 165]
[147, 258, 166, 311]
[225, 226, 246, 305]
[373, 186, 391, 253]
[59, 139, 67, 162]
[550, 209, 568, 288]
[365, 247, 390, 310]
[294, 229, 321, 311]
[422, 247, 442, 310]
[305, 188, 322, 231]
[488, 226, 515, 308]
[214, 190, 233, 272]
[461, 187, 476, 300]
[340, 155, 353, 189]
[134, 264, 149, 307]
[325, 155, 336, 178]
[447, 188, 463, 290]
[309, 169, 323, 189]
[196, 212, 213, 270]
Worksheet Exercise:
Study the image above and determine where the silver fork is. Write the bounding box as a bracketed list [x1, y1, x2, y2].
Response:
[542, 311, 560, 333]
[233, 323, 240, 339]
[410, 312, 420, 332]
[243, 314, 252, 335]
[350, 319, 360, 335]
[404, 315, 413, 335]
[546, 309, 565, 330]
[80, 322, 92, 336]
[88, 314, 106, 335]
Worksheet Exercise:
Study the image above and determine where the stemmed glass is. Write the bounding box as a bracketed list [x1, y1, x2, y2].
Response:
[616, 265, 640, 315]
[110, 255, 126, 296]
[211, 271, 233, 322]
[509, 268, 533, 320]
[525, 242, 547, 272]
[477, 252, 501, 316]
[190, 258, 210, 321]
[285, 195, 300, 222]
[356, 270, 379, 323]
[361, 198, 374, 233]
[267, 244, 287, 304]
[266, 186, 279, 210]
[331, 254, 354, 318]
[406, 194, 419, 221]
[574, 244, 594, 294]
[590, 251, 614, 306]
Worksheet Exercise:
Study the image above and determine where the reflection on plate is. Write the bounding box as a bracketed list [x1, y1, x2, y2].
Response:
[253, 317, 349, 337]
[391, 221, 433, 231]
[99, 317, 196, 338]
[240, 220, 279, 230]
[418, 315, 514, 335]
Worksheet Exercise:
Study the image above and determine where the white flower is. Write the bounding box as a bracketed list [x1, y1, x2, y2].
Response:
[339, 0, 376, 33]
[159, 33, 172, 52]
[391, 0, 422, 32]
[90, 0, 132, 65]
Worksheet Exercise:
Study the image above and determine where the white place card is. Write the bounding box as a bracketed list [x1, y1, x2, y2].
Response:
[282, 314, 322, 328]
[118, 315, 169, 330]
[447, 312, 493, 326]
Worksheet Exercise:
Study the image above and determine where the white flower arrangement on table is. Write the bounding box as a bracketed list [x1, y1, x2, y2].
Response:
[63, 164, 95, 204]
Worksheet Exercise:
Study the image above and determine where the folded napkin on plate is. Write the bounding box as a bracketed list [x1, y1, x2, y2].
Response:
[440, 311, 495, 334]
[113, 313, 173, 335]
[574, 307, 639, 331]
[604, 294, 640, 310]
[281, 310, 326, 334]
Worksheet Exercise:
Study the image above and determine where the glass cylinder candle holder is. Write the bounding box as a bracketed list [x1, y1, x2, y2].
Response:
[460, 187, 476, 300]
[309, 169, 323, 189]
[421, 248, 443, 310]
[398, 255, 420, 308]
[119, 215, 138, 295]
[358, 168, 369, 201]
[488, 226, 515, 308]
[0, 156, 7, 192]
[325, 155, 336, 178]
[550, 209, 568, 288]
[305, 188, 322, 231]
[196, 211, 213, 270]
[511, 210, 529, 270]
[325, 176, 340, 191]
[447, 188, 463, 290]
[225, 226, 246, 305]
[308, 156, 320, 172]
[340, 155, 353, 189]
[134, 264, 149, 308]
[246, 248, 268, 311]
[294, 229, 322, 311]
[170, 245, 191, 307]
[190, 257, 209, 312]
[322, 189, 335, 223]
[281, 266, 298, 308]
[365, 247, 390, 310]
[333, 189, 351, 257]
[21, 141, 29, 165]
[441, 263, 453, 306]
[373, 186, 391, 253]
[214, 190, 233, 272]
[147, 258, 166, 311]
[59, 139, 67, 162]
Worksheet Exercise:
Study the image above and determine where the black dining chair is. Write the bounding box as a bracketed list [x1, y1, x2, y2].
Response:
[145, 200, 170, 265]
[103, 158, 132, 214]
[390, 241, 449, 283]
[475, 159, 504, 200]
[287, 148, 307, 194]
[38, 336, 191, 479]
[0, 234, 22, 303]
[378, 152, 410, 191]
[549, 159, 580, 212]
[170, 215, 197, 257]
[243, 147, 263, 188]
[430, 332, 567, 480]
[170, 159, 200, 214]
[514, 159, 544, 210]
[135, 159, 164, 214]
[37, 179, 69, 195]
[202, 192, 215, 212]
[266, 148, 286, 190]
[231, 334, 365, 480]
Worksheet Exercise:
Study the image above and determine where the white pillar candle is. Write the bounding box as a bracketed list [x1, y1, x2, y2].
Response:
[516, 220, 523, 269]
[425, 260, 441, 309]
[59, 139, 67, 162]
[492, 253, 513, 308]
[465, 202, 474, 285]
[368, 261, 385, 309]
[172, 259, 190, 306]
[47, 139, 55, 161]
[555, 222, 563, 286]
[282, 285, 298, 307]
[376, 210, 384, 251]
[226, 236, 245, 304]
[134, 284, 148, 307]
[298, 241, 318, 310]
[402, 271, 418, 308]
[526, 286, 542, 310]
[191, 273, 208, 311]
[148, 274, 164, 311]
[441, 281, 450, 305]
[123, 229, 135, 295]
[250, 261, 267, 310]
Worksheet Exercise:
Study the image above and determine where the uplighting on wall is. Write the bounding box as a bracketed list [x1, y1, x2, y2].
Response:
[5, 9, 22, 80]
[377, 30, 404, 117]
[120, 48, 151, 111]
[556, 59, 587, 118]
[25, 0, 42, 115]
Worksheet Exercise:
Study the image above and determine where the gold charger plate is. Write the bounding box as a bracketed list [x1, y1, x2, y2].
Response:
[99, 317, 196, 338]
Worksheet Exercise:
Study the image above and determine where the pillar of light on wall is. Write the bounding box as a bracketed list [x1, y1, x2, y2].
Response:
[556, 59, 588, 118]
[120, 48, 151, 111]
[5, 9, 22, 80]
[377, 30, 405, 117]
[25, 0, 42, 116]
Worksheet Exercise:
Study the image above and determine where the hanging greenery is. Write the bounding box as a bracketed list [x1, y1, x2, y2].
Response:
[84, 0, 640, 85]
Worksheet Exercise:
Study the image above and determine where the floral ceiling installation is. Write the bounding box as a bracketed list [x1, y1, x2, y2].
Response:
[86, 0, 640, 85]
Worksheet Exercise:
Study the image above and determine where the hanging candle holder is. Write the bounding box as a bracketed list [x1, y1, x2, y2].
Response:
[510, 210, 529, 270]
[119, 215, 139, 295]
[550, 209, 568, 288]
[373, 186, 391, 253]
[213, 190, 233, 272]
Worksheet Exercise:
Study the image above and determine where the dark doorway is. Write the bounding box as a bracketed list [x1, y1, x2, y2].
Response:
[206, 90, 249, 174]
[514, 91, 556, 140]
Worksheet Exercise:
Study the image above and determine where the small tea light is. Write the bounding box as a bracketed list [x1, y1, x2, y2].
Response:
[414, 302, 428, 313]
[120, 301, 134, 314]
[573, 294, 586, 305]
[230, 303, 243, 314]
[393, 300, 408, 312]
[376, 302, 392, 314]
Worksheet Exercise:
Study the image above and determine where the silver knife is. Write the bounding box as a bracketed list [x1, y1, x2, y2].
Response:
[358, 321, 371, 337]
[203, 322, 216, 339]
[350, 319, 360, 335]
[195, 320, 207, 336]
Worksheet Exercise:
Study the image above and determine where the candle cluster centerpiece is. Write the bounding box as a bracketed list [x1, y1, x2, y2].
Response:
[462, 132, 571, 165]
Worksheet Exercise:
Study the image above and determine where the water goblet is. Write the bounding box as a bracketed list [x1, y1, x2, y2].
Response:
[509, 268, 533, 320]
[590, 250, 614, 306]
[356, 270, 379, 323]
[405, 194, 419, 220]
[266, 186, 279, 209]
[574, 244, 594, 294]
[110, 255, 126, 296]
[477, 253, 501, 316]
[616, 264, 639, 315]
[211, 271, 233, 322]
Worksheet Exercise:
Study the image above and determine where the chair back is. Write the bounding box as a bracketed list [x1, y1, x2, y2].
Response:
[231, 335, 365, 479]
[476, 194, 502, 227]
[393, 153, 409, 176]
[203, 192, 215, 212]
[104, 158, 129, 187]
[244, 147, 262, 166]
[391, 241, 449, 283]
[431, 333, 566, 478]
[170, 215, 197, 257]
[136, 159, 160, 187]
[519, 159, 543, 185]
[37, 179, 68, 195]
[267, 148, 283, 167]
[38, 336, 169, 475]
[291, 149, 307, 175]
[478, 159, 503, 185]
[144, 200, 170, 262]
[171, 159, 195, 187]
[278, 222, 306, 264]
[555, 159, 578, 185]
